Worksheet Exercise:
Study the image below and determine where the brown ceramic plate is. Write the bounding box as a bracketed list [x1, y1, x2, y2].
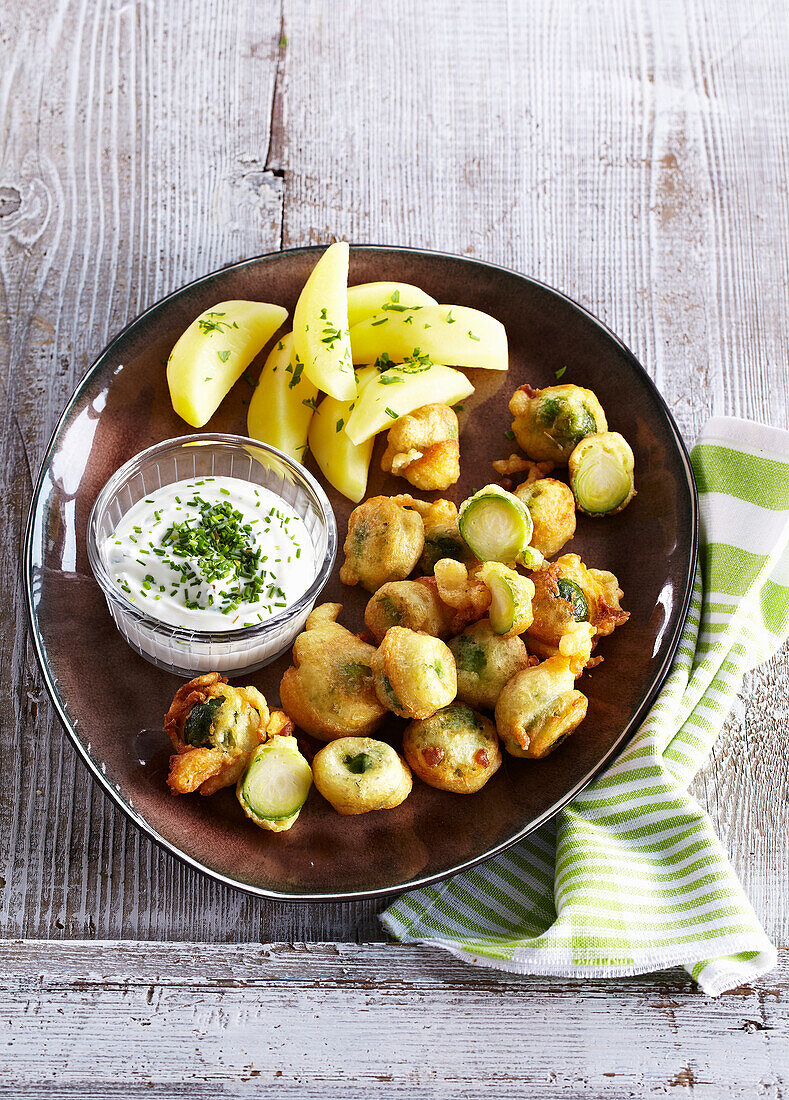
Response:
[25, 246, 697, 901]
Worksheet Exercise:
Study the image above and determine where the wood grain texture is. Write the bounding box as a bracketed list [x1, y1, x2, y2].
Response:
[0, 0, 787, 954]
[0, 941, 786, 1097]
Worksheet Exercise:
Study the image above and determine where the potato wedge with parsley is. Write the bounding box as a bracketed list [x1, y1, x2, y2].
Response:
[346, 282, 437, 327]
[167, 300, 287, 428]
[293, 241, 356, 402]
[344, 359, 474, 446]
[308, 366, 378, 502]
[246, 332, 318, 463]
[349, 304, 508, 371]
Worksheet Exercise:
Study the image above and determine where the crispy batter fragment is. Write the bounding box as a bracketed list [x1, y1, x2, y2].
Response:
[381, 404, 461, 490]
[433, 558, 492, 633]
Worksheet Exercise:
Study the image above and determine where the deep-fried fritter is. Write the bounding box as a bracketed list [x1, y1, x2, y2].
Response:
[449, 619, 535, 710]
[279, 603, 387, 742]
[514, 478, 577, 558]
[340, 495, 425, 591]
[495, 655, 588, 759]
[371, 626, 457, 720]
[164, 672, 269, 796]
[403, 705, 502, 793]
[381, 403, 460, 490]
[364, 577, 454, 643]
[312, 737, 412, 815]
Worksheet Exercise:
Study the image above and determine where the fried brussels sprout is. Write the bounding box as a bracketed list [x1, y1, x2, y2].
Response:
[418, 498, 475, 573]
[312, 737, 412, 815]
[568, 431, 636, 515]
[495, 655, 588, 759]
[478, 561, 535, 637]
[403, 705, 502, 793]
[279, 603, 386, 741]
[364, 578, 454, 644]
[340, 494, 425, 591]
[526, 556, 628, 670]
[164, 672, 269, 796]
[514, 478, 577, 558]
[237, 735, 313, 833]
[381, 403, 460, 490]
[458, 484, 543, 570]
[371, 626, 457, 720]
[509, 383, 607, 464]
[449, 620, 534, 710]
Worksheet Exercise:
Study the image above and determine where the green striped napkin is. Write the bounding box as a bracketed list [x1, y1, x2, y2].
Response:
[383, 417, 789, 995]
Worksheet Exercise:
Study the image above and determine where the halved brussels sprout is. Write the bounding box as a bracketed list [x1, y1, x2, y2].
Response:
[478, 562, 535, 637]
[568, 431, 635, 516]
[237, 737, 313, 832]
[494, 655, 588, 759]
[509, 383, 607, 464]
[458, 484, 544, 570]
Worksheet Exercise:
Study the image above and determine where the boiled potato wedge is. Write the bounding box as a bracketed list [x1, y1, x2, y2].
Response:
[344, 363, 474, 446]
[246, 332, 318, 463]
[350, 304, 508, 371]
[346, 282, 437, 328]
[308, 366, 378, 502]
[167, 301, 287, 427]
[293, 241, 356, 402]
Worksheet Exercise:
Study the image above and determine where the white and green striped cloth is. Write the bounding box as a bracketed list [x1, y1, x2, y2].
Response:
[383, 417, 789, 996]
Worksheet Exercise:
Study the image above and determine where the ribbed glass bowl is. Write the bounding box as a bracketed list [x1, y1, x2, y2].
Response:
[86, 434, 336, 678]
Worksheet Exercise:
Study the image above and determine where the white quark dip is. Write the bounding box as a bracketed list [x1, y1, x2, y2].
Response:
[105, 476, 315, 631]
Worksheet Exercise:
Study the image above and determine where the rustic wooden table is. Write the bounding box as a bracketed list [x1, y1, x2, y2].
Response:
[2, 0, 787, 1094]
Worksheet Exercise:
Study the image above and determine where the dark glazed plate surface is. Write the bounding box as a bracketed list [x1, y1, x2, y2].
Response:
[25, 246, 697, 901]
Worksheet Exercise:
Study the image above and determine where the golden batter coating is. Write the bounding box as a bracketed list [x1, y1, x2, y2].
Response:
[279, 603, 387, 742]
[312, 737, 412, 815]
[403, 705, 502, 793]
[371, 626, 457, 720]
[450, 619, 535, 710]
[164, 672, 269, 796]
[509, 383, 607, 464]
[364, 577, 454, 644]
[381, 403, 460, 490]
[340, 494, 425, 592]
[526, 555, 628, 670]
[495, 655, 588, 759]
[514, 477, 577, 558]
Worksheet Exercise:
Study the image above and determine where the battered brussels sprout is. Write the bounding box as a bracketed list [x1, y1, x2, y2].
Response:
[381, 403, 460, 490]
[164, 672, 269, 796]
[449, 620, 533, 710]
[526, 556, 629, 668]
[371, 626, 457, 720]
[237, 736, 313, 833]
[279, 603, 387, 741]
[509, 383, 607, 464]
[495, 655, 588, 759]
[568, 431, 636, 515]
[458, 484, 544, 570]
[340, 495, 425, 591]
[364, 578, 454, 644]
[478, 561, 535, 637]
[312, 737, 412, 815]
[419, 498, 475, 573]
[514, 477, 577, 558]
[403, 705, 502, 793]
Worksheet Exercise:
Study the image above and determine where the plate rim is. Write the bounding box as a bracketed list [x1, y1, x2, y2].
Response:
[24, 243, 699, 903]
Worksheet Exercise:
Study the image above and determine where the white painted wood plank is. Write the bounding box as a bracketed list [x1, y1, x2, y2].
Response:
[0, 942, 785, 1097]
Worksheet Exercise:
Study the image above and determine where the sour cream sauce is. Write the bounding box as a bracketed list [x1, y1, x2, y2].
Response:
[105, 476, 315, 631]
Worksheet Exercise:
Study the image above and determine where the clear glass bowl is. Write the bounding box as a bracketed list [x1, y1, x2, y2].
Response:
[87, 434, 336, 678]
